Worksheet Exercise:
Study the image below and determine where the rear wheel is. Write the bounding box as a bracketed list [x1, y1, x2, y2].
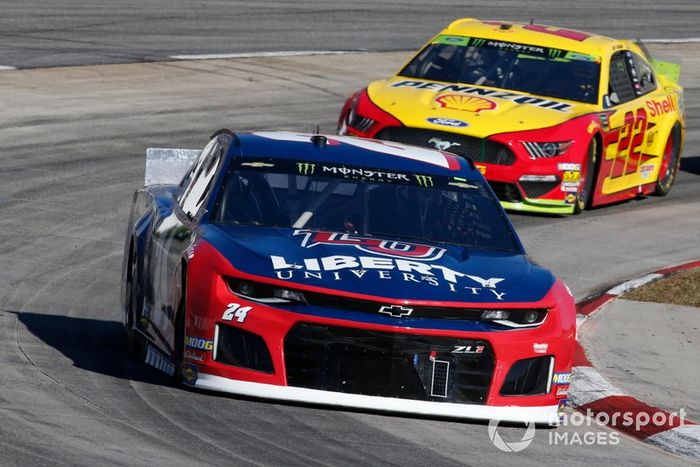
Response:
[653, 124, 681, 196]
[573, 138, 597, 214]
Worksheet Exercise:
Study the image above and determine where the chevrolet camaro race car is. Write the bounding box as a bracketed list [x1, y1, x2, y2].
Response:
[121, 130, 575, 423]
[338, 18, 685, 214]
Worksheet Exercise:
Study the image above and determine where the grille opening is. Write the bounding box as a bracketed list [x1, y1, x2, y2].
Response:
[500, 356, 552, 396]
[215, 324, 274, 373]
[376, 127, 515, 165]
[284, 323, 494, 404]
[431, 360, 450, 398]
[519, 181, 560, 199]
[487, 181, 523, 203]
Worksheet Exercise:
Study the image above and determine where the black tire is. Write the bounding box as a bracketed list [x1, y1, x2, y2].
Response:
[173, 266, 187, 383]
[125, 241, 145, 357]
[573, 138, 598, 214]
[653, 123, 682, 196]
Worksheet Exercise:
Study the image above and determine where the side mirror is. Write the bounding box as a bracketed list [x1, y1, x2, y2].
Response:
[603, 92, 620, 108]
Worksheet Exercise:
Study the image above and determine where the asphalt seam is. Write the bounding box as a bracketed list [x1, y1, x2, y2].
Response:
[570, 259, 700, 461]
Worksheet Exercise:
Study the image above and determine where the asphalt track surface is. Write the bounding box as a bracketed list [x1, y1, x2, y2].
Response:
[2, 0, 700, 69]
[1, 2, 699, 465]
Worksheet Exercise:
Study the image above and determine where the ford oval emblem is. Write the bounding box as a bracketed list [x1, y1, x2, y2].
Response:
[426, 117, 469, 128]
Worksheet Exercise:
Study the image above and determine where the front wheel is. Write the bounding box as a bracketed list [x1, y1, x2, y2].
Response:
[173, 268, 187, 383]
[653, 124, 682, 196]
[573, 138, 597, 214]
[125, 243, 145, 357]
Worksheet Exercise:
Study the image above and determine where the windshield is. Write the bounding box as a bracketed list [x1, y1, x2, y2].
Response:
[399, 35, 600, 104]
[213, 159, 521, 253]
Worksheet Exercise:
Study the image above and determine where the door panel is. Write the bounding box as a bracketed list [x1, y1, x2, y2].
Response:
[599, 51, 665, 195]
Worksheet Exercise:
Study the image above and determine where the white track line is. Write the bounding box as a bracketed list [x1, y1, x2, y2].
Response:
[642, 38, 700, 44]
[169, 50, 364, 60]
[0, 65, 17, 71]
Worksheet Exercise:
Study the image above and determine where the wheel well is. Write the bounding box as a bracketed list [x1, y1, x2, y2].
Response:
[590, 132, 604, 194]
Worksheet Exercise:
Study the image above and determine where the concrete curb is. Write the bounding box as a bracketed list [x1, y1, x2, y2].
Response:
[570, 259, 700, 461]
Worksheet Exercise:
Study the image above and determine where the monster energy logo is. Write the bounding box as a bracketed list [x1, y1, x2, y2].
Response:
[414, 174, 434, 187]
[473, 38, 486, 47]
[297, 162, 316, 175]
[548, 48, 563, 59]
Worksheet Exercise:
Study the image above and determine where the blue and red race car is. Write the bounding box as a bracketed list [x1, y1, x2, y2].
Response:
[121, 130, 575, 423]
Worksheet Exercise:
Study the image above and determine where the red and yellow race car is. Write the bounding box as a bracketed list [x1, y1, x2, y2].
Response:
[338, 18, 685, 214]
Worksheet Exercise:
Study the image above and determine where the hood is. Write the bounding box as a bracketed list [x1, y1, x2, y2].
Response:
[368, 77, 596, 138]
[203, 225, 555, 304]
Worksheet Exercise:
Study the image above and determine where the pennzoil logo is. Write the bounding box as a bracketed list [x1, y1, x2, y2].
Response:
[434, 94, 497, 113]
[293, 230, 446, 261]
[414, 174, 434, 187]
[296, 162, 316, 175]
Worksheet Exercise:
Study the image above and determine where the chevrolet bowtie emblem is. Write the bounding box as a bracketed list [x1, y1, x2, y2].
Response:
[378, 305, 413, 318]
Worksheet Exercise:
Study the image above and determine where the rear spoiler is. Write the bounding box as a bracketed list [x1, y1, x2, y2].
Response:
[635, 39, 682, 84]
[650, 59, 682, 84]
[145, 148, 200, 186]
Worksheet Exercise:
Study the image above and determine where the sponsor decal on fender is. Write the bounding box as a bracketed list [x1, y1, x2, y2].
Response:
[562, 171, 581, 182]
[561, 182, 580, 192]
[645, 95, 676, 117]
[184, 350, 206, 363]
[393, 80, 573, 112]
[222, 303, 253, 323]
[558, 163, 581, 171]
[552, 372, 572, 384]
[556, 386, 569, 398]
[186, 336, 214, 351]
[533, 342, 548, 354]
[182, 363, 199, 385]
[640, 164, 655, 179]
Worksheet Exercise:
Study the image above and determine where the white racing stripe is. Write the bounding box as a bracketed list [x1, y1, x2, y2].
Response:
[645, 425, 700, 460]
[170, 50, 363, 60]
[569, 366, 625, 408]
[607, 273, 662, 296]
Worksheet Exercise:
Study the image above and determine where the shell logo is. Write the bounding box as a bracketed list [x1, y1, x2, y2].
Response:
[434, 94, 497, 113]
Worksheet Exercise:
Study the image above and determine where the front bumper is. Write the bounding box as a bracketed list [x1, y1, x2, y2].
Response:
[194, 373, 560, 424]
[500, 198, 575, 215]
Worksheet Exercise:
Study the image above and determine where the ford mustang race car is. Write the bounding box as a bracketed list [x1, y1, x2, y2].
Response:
[121, 130, 575, 423]
[338, 18, 685, 214]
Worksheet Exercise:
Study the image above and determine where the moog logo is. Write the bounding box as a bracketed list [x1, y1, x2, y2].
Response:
[186, 336, 213, 351]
